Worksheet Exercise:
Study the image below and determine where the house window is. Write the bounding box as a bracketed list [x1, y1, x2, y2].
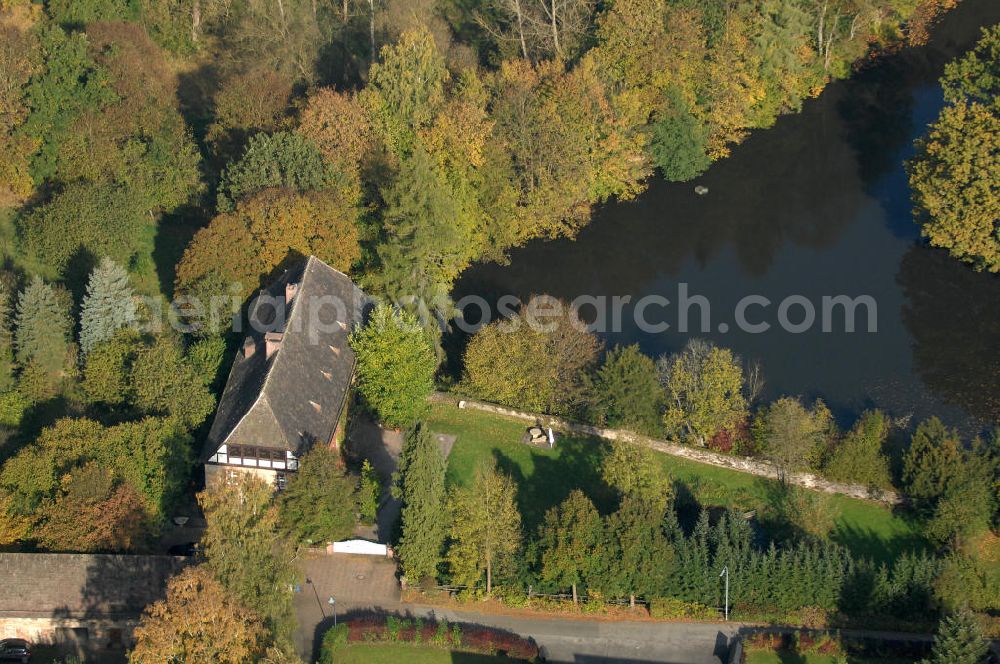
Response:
[275, 472, 287, 491]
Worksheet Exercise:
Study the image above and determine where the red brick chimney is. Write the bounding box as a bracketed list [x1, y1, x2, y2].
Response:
[264, 332, 284, 359]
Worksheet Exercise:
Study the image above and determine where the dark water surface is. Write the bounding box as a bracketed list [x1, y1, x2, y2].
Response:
[454, 1, 1000, 432]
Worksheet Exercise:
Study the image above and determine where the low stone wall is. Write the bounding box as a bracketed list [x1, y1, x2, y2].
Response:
[430, 393, 901, 505]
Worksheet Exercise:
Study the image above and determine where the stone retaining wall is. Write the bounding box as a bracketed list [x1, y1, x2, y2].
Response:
[430, 393, 902, 505]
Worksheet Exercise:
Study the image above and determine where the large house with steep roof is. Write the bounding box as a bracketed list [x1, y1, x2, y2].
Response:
[202, 256, 368, 489]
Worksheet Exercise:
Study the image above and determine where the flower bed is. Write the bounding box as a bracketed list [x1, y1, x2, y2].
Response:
[320, 615, 539, 662]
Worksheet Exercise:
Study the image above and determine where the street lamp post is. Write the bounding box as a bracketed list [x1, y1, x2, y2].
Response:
[719, 566, 729, 621]
[328, 596, 336, 628]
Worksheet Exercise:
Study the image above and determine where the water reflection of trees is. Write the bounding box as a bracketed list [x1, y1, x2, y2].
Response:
[455, 82, 866, 301]
[898, 246, 1000, 426]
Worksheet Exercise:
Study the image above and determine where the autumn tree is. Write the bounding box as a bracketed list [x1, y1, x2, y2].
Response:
[590, 345, 663, 435]
[0, 416, 192, 545]
[600, 440, 671, 504]
[447, 461, 522, 594]
[0, 23, 38, 206]
[207, 68, 293, 159]
[349, 304, 437, 429]
[278, 445, 357, 544]
[16, 23, 200, 275]
[394, 425, 448, 583]
[366, 26, 448, 154]
[462, 297, 600, 415]
[658, 338, 747, 445]
[483, 58, 646, 254]
[536, 490, 602, 602]
[176, 188, 361, 300]
[79, 257, 137, 356]
[199, 474, 299, 646]
[908, 26, 1000, 272]
[35, 462, 149, 552]
[478, 0, 597, 61]
[755, 397, 834, 481]
[297, 88, 374, 185]
[131, 566, 268, 664]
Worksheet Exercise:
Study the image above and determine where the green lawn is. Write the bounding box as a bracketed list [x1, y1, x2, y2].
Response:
[325, 643, 526, 663]
[428, 402, 927, 564]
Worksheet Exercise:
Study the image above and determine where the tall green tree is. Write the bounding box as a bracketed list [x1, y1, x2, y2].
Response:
[375, 145, 475, 304]
[394, 425, 448, 583]
[650, 88, 711, 182]
[902, 417, 967, 514]
[79, 257, 137, 356]
[278, 445, 357, 544]
[447, 461, 522, 594]
[536, 490, 602, 602]
[921, 609, 989, 664]
[596, 493, 673, 605]
[823, 410, 892, 490]
[14, 276, 72, 381]
[199, 474, 299, 647]
[591, 345, 663, 435]
[131, 335, 216, 429]
[658, 338, 747, 445]
[349, 304, 437, 429]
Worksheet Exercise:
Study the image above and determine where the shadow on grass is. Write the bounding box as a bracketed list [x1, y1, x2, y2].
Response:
[492, 435, 614, 532]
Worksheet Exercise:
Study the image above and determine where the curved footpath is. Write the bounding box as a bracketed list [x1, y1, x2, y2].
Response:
[430, 393, 902, 505]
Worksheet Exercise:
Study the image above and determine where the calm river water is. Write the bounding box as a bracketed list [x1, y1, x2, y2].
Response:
[453, 0, 1000, 433]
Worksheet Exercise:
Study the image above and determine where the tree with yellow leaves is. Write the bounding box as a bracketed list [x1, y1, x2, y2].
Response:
[909, 26, 1000, 273]
[130, 566, 268, 664]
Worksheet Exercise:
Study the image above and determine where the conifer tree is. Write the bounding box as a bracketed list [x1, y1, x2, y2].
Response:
[537, 490, 602, 602]
[394, 425, 448, 583]
[14, 276, 72, 378]
[921, 610, 989, 664]
[79, 257, 137, 356]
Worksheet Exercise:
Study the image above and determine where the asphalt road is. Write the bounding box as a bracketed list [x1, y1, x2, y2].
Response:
[397, 605, 739, 664]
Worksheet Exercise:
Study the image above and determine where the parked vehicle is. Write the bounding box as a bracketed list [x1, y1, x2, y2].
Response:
[0, 638, 30, 663]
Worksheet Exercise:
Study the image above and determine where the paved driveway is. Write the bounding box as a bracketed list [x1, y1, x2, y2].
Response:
[292, 550, 401, 658]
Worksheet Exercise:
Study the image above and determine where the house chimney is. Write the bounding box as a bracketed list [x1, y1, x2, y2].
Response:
[285, 282, 299, 305]
[243, 336, 256, 359]
[264, 331, 283, 359]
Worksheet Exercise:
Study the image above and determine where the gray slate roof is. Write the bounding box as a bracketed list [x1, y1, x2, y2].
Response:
[0, 553, 186, 619]
[202, 256, 368, 461]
